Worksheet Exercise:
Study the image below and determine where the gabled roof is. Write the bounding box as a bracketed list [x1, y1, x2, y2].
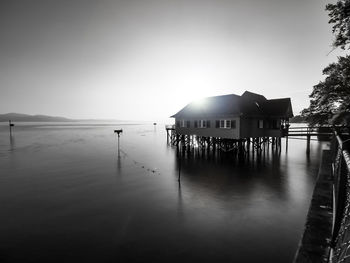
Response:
[261, 98, 293, 118]
[171, 91, 293, 118]
[171, 94, 241, 118]
[241, 91, 266, 102]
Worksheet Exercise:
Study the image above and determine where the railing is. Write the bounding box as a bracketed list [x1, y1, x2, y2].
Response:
[165, 125, 175, 129]
[287, 126, 333, 136]
[330, 127, 350, 262]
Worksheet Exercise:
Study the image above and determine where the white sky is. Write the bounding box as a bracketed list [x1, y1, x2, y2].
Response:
[0, 0, 346, 122]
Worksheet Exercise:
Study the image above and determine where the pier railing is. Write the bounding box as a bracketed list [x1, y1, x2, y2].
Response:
[287, 125, 333, 137]
[330, 128, 350, 262]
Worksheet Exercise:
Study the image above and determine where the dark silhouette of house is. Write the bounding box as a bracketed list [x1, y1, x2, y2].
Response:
[171, 91, 293, 139]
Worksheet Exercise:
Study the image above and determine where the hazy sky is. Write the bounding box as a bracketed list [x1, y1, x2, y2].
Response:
[0, 0, 346, 121]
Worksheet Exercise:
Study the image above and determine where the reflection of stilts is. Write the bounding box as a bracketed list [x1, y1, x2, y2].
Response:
[177, 177, 184, 220]
[177, 146, 181, 183]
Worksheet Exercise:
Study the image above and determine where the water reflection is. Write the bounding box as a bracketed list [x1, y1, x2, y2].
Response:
[174, 142, 304, 206]
[177, 180, 184, 221]
[0, 123, 326, 263]
[9, 134, 15, 152]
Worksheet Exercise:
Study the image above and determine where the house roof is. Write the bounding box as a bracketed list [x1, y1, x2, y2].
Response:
[171, 91, 293, 118]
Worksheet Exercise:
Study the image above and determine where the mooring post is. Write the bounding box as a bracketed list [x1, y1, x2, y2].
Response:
[306, 134, 311, 154]
[9, 120, 14, 136]
[114, 129, 123, 154]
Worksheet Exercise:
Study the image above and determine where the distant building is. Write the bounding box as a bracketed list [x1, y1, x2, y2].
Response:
[171, 91, 293, 139]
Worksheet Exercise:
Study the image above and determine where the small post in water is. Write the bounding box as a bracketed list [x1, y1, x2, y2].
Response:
[9, 120, 15, 136]
[114, 129, 123, 154]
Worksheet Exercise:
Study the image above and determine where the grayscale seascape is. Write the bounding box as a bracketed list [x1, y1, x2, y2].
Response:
[0, 122, 326, 262]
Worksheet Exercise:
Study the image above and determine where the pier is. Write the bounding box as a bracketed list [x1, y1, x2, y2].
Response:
[291, 126, 350, 263]
[287, 126, 333, 154]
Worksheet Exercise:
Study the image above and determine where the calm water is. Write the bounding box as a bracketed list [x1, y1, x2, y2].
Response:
[0, 122, 327, 263]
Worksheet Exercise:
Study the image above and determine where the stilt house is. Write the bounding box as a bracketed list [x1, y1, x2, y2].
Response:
[171, 91, 293, 139]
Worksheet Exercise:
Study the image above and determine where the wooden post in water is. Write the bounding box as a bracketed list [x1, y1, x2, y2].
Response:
[306, 134, 311, 154]
[306, 126, 311, 154]
[114, 129, 123, 154]
[9, 120, 14, 136]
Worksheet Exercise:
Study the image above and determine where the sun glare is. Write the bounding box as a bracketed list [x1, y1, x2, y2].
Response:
[192, 98, 207, 108]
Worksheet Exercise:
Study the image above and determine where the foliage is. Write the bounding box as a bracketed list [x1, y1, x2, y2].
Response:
[302, 1, 350, 125]
[302, 56, 350, 125]
[326, 0, 350, 49]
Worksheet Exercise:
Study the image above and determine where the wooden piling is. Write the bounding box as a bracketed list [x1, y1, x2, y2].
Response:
[306, 135, 311, 154]
[9, 120, 14, 136]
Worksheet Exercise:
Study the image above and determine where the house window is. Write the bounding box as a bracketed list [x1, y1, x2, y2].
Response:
[258, 120, 264, 129]
[199, 120, 207, 128]
[220, 120, 225, 128]
[180, 120, 186, 128]
[186, 121, 190, 128]
[218, 119, 235, 129]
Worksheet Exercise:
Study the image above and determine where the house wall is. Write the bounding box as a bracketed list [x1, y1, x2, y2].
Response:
[175, 116, 241, 139]
[240, 117, 283, 138]
[175, 116, 286, 139]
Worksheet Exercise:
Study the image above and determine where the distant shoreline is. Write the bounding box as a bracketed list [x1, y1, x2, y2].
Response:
[0, 113, 125, 123]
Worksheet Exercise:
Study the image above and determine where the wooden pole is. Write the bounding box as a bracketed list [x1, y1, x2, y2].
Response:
[114, 129, 123, 154]
[306, 135, 311, 154]
[178, 149, 181, 182]
[9, 120, 15, 136]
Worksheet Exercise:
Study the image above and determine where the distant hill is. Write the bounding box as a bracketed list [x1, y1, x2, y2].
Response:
[0, 113, 73, 122]
[290, 115, 308, 123]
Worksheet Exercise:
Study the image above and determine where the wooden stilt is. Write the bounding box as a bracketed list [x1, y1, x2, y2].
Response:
[9, 120, 14, 136]
[306, 135, 311, 154]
